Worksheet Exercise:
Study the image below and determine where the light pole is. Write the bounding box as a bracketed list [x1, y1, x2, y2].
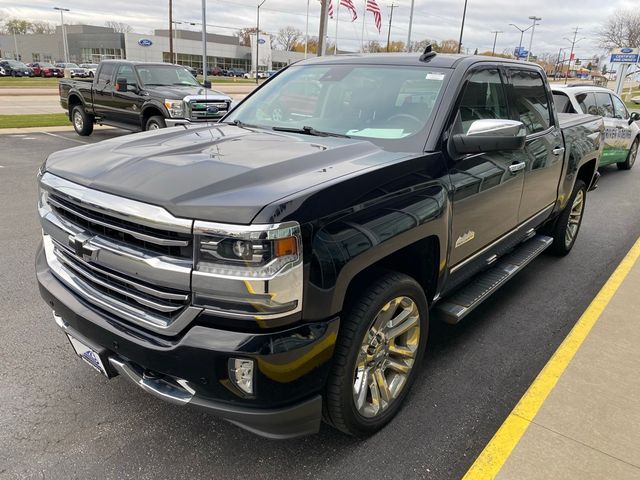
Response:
[491, 30, 503, 56]
[386, 3, 398, 53]
[256, 0, 267, 84]
[172, 21, 183, 64]
[12, 31, 19, 61]
[458, 0, 468, 54]
[564, 28, 585, 85]
[201, 0, 208, 86]
[54, 7, 70, 63]
[509, 23, 532, 60]
[526, 16, 541, 62]
[406, 0, 415, 52]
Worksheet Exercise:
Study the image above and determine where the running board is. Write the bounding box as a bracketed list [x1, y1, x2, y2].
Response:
[434, 235, 553, 325]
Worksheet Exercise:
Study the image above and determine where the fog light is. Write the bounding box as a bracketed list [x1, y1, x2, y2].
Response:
[229, 358, 254, 395]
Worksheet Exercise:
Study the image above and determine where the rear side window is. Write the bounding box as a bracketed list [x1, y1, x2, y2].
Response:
[575, 92, 598, 115]
[594, 92, 614, 118]
[552, 92, 575, 113]
[96, 63, 115, 88]
[456, 68, 509, 134]
[612, 95, 629, 120]
[509, 69, 551, 134]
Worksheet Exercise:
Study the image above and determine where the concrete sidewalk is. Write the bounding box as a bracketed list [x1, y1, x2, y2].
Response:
[466, 239, 640, 479]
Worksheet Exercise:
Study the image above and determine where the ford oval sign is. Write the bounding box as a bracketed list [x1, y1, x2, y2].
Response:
[138, 38, 153, 47]
[258, 38, 266, 44]
[621, 48, 634, 53]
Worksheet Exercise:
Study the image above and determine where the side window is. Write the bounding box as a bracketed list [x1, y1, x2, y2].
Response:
[96, 63, 115, 88]
[594, 92, 614, 118]
[456, 68, 509, 134]
[552, 92, 575, 113]
[575, 93, 598, 115]
[115, 64, 136, 85]
[509, 69, 551, 134]
[611, 95, 629, 120]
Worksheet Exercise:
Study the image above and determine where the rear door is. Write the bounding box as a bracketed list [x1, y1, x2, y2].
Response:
[448, 67, 525, 267]
[92, 63, 116, 119]
[506, 67, 563, 222]
[604, 93, 635, 164]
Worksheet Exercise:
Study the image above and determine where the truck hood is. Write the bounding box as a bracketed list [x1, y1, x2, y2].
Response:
[44, 124, 405, 224]
[143, 85, 230, 100]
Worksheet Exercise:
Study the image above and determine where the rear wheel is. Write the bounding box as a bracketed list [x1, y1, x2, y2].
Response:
[617, 137, 638, 171]
[145, 115, 166, 131]
[71, 105, 94, 136]
[548, 180, 586, 256]
[323, 272, 428, 436]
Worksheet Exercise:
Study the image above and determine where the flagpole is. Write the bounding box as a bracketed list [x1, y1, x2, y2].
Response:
[361, 0, 366, 52]
[304, 0, 310, 58]
[334, 2, 340, 54]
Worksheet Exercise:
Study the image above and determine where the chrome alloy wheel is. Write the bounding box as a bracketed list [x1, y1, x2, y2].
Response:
[353, 296, 421, 418]
[629, 141, 638, 167]
[73, 110, 83, 131]
[148, 122, 160, 130]
[565, 189, 584, 248]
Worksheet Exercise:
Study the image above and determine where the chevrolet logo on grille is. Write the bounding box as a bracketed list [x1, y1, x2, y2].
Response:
[68, 232, 99, 262]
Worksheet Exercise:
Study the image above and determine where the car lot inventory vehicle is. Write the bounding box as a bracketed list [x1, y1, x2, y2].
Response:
[27, 62, 64, 78]
[0, 60, 33, 77]
[552, 85, 639, 170]
[37, 52, 604, 439]
[59, 60, 232, 135]
[79, 63, 99, 77]
[55, 63, 89, 78]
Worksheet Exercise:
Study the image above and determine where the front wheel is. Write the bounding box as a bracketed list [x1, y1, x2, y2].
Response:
[323, 272, 428, 436]
[71, 105, 94, 136]
[617, 137, 638, 171]
[548, 180, 586, 256]
[145, 115, 166, 131]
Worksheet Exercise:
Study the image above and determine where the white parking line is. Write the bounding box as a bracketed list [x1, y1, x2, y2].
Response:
[41, 132, 88, 145]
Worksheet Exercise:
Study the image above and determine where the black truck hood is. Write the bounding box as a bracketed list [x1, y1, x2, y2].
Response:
[45, 125, 405, 224]
[143, 85, 229, 100]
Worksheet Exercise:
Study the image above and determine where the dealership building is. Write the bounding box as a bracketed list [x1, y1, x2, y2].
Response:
[0, 24, 305, 71]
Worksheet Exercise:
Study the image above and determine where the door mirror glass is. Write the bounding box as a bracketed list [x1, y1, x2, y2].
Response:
[115, 77, 128, 92]
[451, 119, 526, 155]
[202, 80, 212, 89]
[629, 112, 640, 124]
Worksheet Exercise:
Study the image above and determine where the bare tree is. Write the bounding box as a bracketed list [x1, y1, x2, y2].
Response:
[30, 21, 56, 34]
[276, 26, 302, 51]
[597, 9, 640, 50]
[237, 27, 262, 47]
[105, 21, 133, 33]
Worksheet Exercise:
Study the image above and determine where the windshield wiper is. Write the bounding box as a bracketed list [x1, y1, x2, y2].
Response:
[228, 119, 263, 129]
[272, 125, 351, 138]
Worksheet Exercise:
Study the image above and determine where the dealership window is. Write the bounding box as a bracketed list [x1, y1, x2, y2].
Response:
[43, 55, 52, 63]
[162, 52, 251, 72]
[81, 48, 124, 63]
[32, 53, 41, 62]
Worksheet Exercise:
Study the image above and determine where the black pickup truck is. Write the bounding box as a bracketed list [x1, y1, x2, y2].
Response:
[59, 60, 232, 135]
[37, 52, 604, 439]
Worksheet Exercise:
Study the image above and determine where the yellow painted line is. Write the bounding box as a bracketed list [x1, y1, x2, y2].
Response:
[462, 237, 640, 480]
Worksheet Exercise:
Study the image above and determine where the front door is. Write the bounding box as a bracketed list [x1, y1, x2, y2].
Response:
[448, 67, 525, 267]
[111, 64, 142, 128]
[506, 68, 563, 222]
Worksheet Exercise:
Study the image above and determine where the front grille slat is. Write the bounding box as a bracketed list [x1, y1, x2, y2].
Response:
[189, 99, 230, 121]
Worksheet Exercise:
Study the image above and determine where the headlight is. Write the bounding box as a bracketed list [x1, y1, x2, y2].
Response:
[164, 99, 185, 118]
[192, 221, 303, 319]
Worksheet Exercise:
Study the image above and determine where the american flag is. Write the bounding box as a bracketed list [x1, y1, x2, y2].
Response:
[340, 0, 358, 21]
[327, 0, 334, 19]
[366, 0, 382, 32]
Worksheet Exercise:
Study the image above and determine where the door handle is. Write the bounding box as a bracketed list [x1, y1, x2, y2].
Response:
[509, 161, 526, 174]
[552, 147, 565, 156]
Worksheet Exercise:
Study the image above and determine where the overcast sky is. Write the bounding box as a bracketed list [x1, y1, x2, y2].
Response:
[0, 0, 635, 58]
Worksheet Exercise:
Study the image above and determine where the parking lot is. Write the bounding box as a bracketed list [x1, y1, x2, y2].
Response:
[0, 127, 639, 479]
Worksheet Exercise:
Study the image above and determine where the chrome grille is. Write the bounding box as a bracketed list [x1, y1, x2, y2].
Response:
[39, 172, 200, 335]
[188, 99, 230, 121]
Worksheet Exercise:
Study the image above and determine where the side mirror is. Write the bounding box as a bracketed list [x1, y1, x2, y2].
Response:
[115, 77, 128, 92]
[629, 112, 640, 125]
[203, 80, 212, 89]
[451, 119, 526, 156]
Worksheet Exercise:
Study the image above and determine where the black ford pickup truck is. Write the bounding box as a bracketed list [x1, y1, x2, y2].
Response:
[59, 60, 232, 136]
[37, 52, 604, 439]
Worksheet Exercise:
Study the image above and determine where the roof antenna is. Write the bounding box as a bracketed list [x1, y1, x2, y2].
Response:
[419, 44, 437, 62]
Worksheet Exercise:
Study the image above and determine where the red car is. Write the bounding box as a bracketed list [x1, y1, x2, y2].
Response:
[28, 62, 63, 78]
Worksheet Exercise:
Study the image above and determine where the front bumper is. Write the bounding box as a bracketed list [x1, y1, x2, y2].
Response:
[165, 117, 225, 127]
[36, 244, 338, 439]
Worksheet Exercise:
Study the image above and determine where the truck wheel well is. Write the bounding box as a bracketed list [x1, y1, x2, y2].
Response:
[142, 107, 164, 128]
[342, 236, 440, 313]
[67, 94, 83, 118]
[577, 158, 597, 189]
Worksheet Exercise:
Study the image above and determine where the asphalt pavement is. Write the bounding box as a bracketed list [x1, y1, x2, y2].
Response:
[1, 128, 639, 480]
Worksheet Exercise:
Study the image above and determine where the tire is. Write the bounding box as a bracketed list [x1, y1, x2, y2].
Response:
[323, 272, 429, 436]
[10, 71, 16, 77]
[548, 180, 587, 256]
[617, 137, 638, 171]
[71, 105, 94, 136]
[145, 115, 166, 131]
[40, 72, 45, 78]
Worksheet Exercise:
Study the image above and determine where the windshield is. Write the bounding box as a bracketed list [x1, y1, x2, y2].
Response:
[8, 61, 27, 68]
[41, 63, 54, 68]
[135, 65, 200, 87]
[226, 64, 449, 150]
[66, 63, 80, 68]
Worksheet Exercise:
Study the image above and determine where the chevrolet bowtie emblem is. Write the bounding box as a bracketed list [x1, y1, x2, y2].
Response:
[68, 232, 99, 262]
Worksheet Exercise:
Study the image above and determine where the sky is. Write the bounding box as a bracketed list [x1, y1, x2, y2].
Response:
[0, 0, 636, 60]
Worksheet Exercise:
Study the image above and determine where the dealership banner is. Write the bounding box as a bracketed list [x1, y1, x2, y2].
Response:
[250, 34, 272, 71]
